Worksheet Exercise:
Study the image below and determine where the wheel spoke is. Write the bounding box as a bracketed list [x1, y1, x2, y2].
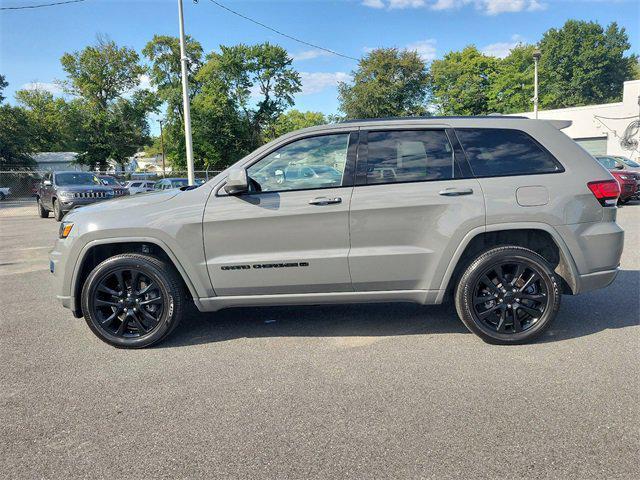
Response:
[478, 305, 500, 320]
[512, 308, 522, 332]
[139, 296, 162, 306]
[131, 271, 141, 294]
[115, 315, 130, 336]
[138, 282, 156, 295]
[97, 284, 121, 297]
[496, 306, 507, 331]
[140, 307, 160, 326]
[95, 298, 120, 308]
[494, 265, 507, 286]
[114, 271, 125, 292]
[519, 273, 539, 292]
[520, 293, 545, 302]
[101, 309, 121, 325]
[131, 314, 149, 334]
[474, 295, 494, 306]
[518, 304, 543, 318]
[511, 264, 525, 286]
[481, 275, 500, 294]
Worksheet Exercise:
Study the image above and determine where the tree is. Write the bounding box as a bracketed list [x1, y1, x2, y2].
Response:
[338, 48, 429, 119]
[264, 110, 326, 142]
[61, 35, 145, 108]
[430, 46, 499, 115]
[0, 105, 37, 169]
[538, 20, 637, 108]
[199, 43, 301, 147]
[0, 74, 8, 103]
[15, 88, 76, 151]
[487, 44, 536, 113]
[59, 37, 156, 169]
[142, 35, 203, 120]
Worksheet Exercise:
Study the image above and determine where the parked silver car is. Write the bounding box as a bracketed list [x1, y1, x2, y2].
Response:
[50, 117, 624, 348]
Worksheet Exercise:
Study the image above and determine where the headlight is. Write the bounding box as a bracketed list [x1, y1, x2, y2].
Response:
[59, 222, 74, 239]
[58, 191, 75, 200]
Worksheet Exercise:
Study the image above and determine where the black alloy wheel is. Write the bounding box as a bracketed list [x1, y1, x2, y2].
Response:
[82, 254, 185, 348]
[472, 261, 550, 334]
[455, 246, 561, 344]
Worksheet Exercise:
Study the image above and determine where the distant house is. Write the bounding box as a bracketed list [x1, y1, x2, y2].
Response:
[32, 152, 85, 172]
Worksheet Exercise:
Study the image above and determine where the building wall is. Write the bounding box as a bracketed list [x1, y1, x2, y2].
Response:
[513, 80, 640, 160]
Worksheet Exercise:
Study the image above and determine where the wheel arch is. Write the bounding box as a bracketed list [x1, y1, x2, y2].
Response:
[438, 223, 579, 302]
[71, 238, 198, 316]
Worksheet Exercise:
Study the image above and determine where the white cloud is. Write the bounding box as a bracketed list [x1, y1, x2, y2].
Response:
[299, 72, 351, 95]
[292, 49, 332, 61]
[20, 82, 63, 95]
[405, 39, 437, 61]
[361, 0, 546, 14]
[361, 0, 385, 8]
[138, 74, 153, 91]
[481, 34, 525, 58]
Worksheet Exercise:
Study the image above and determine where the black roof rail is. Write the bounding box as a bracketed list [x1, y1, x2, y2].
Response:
[339, 115, 528, 124]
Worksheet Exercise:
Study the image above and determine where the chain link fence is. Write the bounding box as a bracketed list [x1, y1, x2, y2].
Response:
[0, 170, 223, 219]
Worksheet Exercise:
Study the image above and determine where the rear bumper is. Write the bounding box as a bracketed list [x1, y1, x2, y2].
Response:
[576, 267, 619, 294]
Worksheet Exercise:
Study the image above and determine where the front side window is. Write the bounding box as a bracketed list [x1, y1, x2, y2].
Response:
[456, 128, 562, 177]
[247, 133, 350, 193]
[366, 130, 454, 184]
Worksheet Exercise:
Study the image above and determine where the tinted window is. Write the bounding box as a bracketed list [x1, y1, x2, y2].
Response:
[131, 182, 142, 187]
[366, 130, 454, 184]
[55, 173, 102, 186]
[595, 156, 618, 169]
[247, 133, 349, 193]
[456, 128, 562, 177]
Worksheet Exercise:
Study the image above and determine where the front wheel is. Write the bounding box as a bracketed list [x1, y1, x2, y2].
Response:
[37, 197, 50, 218]
[455, 246, 561, 345]
[81, 254, 186, 348]
[53, 199, 64, 221]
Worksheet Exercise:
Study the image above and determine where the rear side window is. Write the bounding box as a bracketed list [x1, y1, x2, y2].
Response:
[456, 128, 562, 177]
[366, 130, 454, 184]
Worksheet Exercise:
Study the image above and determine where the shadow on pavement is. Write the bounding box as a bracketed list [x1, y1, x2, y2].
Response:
[158, 269, 639, 349]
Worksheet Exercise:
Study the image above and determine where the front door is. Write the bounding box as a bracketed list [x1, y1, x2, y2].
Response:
[203, 131, 357, 296]
[348, 128, 485, 292]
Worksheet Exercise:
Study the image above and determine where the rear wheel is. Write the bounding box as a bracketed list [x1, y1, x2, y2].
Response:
[0, 192, 5, 201]
[81, 254, 185, 348]
[37, 197, 49, 218]
[455, 246, 561, 345]
[53, 199, 64, 221]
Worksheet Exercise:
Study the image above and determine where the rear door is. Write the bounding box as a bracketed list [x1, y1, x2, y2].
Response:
[203, 131, 358, 296]
[348, 128, 485, 292]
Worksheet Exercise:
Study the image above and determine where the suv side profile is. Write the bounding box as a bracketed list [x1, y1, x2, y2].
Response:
[37, 171, 115, 221]
[50, 117, 624, 348]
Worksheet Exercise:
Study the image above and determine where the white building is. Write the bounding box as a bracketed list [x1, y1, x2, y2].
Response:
[514, 79, 640, 160]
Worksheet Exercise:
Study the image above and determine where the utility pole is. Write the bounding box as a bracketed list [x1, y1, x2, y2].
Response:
[533, 48, 541, 119]
[178, 0, 195, 185]
[158, 119, 166, 178]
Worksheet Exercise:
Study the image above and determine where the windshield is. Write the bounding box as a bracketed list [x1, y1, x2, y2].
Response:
[171, 179, 188, 187]
[618, 157, 640, 168]
[595, 156, 618, 170]
[56, 173, 102, 186]
[100, 177, 120, 186]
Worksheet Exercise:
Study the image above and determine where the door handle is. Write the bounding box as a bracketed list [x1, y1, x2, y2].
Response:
[309, 196, 342, 206]
[438, 188, 474, 196]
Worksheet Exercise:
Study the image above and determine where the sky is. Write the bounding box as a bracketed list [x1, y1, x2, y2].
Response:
[1, 0, 639, 135]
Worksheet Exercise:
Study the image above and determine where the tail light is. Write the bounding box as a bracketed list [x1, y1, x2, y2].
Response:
[587, 180, 620, 206]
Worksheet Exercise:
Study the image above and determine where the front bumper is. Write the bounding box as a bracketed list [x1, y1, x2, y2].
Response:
[58, 196, 112, 212]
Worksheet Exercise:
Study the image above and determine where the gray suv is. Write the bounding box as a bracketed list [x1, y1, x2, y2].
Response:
[49, 117, 624, 348]
[38, 171, 115, 221]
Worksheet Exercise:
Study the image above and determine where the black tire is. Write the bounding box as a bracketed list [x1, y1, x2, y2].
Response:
[455, 246, 561, 345]
[81, 253, 186, 348]
[37, 197, 50, 218]
[53, 199, 64, 221]
[0, 192, 5, 201]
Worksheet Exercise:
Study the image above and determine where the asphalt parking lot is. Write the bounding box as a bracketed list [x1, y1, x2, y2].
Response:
[1, 200, 638, 479]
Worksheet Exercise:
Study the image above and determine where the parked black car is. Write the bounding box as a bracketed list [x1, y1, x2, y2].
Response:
[37, 171, 115, 221]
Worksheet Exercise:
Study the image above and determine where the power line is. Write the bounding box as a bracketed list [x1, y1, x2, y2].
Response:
[0, 0, 86, 11]
[204, 0, 358, 61]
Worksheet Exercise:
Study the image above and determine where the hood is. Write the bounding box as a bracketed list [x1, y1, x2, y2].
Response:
[65, 188, 181, 221]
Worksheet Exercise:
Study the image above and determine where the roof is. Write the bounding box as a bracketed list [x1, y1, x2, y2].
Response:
[32, 152, 78, 163]
[339, 115, 527, 124]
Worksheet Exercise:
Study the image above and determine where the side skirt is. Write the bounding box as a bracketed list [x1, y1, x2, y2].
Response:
[194, 289, 443, 312]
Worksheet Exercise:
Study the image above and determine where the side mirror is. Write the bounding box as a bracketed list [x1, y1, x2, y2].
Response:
[43, 180, 52, 186]
[224, 168, 249, 195]
[615, 164, 624, 170]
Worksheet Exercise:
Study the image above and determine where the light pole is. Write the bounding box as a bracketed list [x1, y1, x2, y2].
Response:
[533, 48, 541, 119]
[178, 0, 195, 185]
[158, 119, 166, 178]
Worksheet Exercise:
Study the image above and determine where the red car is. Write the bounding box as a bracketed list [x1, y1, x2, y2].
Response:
[610, 170, 639, 203]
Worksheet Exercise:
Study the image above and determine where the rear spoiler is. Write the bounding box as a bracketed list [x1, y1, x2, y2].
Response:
[546, 120, 572, 130]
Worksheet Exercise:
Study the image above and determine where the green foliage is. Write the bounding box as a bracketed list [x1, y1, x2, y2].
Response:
[430, 46, 499, 115]
[338, 48, 429, 119]
[0, 74, 8, 103]
[538, 20, 637, 108]
[0, 104, 37, 169]
[487, 44, 536, 114]
[264, 110, 327, 143]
